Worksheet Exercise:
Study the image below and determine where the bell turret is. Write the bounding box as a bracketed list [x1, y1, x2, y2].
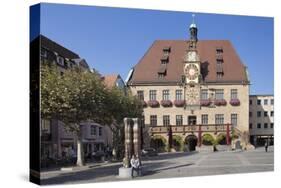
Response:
[189, 14, 198, 49]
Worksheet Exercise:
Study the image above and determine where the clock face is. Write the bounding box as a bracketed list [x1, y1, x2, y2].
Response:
[185, 64, 199, 80]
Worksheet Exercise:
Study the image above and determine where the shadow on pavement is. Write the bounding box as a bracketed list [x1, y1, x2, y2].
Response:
[143, 163, 194, 176]
[41, 152, 198, 185]
[142, 151, 198, 161]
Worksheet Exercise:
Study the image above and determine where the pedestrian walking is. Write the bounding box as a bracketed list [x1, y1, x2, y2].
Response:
[130, 154, 140, 178]
[265, 141, 268, 152]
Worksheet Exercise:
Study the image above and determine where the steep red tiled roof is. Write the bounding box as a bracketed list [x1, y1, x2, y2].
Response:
[103, 74, 119, 88]
[128, 40, 249, 85]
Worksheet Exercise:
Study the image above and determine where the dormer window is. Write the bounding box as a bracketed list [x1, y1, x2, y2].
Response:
[161, 55, 169, 64]
[217, 72, 224, 79]
[158, 64, 166, 78]
[56, 56, 64, 66]
[40, 48, 48, 58]
[216, 47, 223, 54]
[163, 46, 171, 56]
[158, 73, 165, 78]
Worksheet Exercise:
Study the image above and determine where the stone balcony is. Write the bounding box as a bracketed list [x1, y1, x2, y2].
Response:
[149, 124, 231, 134]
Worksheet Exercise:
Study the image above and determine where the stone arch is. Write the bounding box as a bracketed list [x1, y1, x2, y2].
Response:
[202, 133, 215, 146]
[150, 135, 167, 152]
[172, 135, 184, 151]
[216, 133, 227, 145]
[184, 134, 198, 151]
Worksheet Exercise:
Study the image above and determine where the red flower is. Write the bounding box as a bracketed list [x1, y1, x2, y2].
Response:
[147, 100, 160, 107]
[200, 99, 211, 106]
[173, 100, 185, 107]
[214, 99, 227, 106]
[160, 100, 173, 107]
[230, 99, 240, 106]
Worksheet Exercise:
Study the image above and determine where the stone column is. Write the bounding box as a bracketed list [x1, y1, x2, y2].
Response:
[133, 118, 141, 158]
[198, 124, 202, 147]
[123, 118, 133, 168]
[226, 124, 230, 145]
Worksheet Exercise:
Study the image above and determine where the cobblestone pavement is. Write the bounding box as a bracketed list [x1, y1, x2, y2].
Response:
[40, 146, 274, 185]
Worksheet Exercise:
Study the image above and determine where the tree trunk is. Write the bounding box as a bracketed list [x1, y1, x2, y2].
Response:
[76, 129, 85, 166]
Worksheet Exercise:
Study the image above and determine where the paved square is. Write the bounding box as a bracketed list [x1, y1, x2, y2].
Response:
[41, 147, 274, 185]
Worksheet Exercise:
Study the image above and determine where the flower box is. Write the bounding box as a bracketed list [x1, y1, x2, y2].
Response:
[147, 100, 160, 107]
[200, 99, 211, 106]
[214, 99, 227, 106]
[141, 100, 147, 108]
[160, 100, 173, 107]
[173, 100, 185, 107]
[229, 98, 240, 106]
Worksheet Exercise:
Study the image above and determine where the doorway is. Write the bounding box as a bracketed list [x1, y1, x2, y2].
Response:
[185, 135, 198, 151]
[188, 116, 197, 125]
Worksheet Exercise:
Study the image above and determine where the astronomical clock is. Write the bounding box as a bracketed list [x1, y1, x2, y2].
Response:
[183, 51, 201, 109]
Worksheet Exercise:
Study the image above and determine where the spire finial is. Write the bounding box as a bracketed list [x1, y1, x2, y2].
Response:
[192, 14, 195, 24]
[190, 14, 197, 28]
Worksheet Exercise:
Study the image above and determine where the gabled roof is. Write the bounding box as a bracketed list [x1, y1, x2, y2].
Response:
[40, 35, 80, 59]
[128, 40, 249, 85]
[103, 74, 120, 88]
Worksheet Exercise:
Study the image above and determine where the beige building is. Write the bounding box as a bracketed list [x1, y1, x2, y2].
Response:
[127, 21, 251, 151]
[249, 95, 274, 146]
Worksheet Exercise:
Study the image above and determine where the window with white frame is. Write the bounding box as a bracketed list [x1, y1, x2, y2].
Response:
[215, 89, 224, 99]
[201, 114, 208, 125]
[137, 90, 144, 101]
[215, 114, 224, 125]
[162, 90, 170, 100]
[163, 115, 170, 126]
[150, 115, 157, 126]
[231, 114, 238, 127]
[149, 90, 157, 100]
[175, 90, 182, 100]
[201, 89, 208, 99]
[230, 89, 238, 99]
[176, 115, 183, 126]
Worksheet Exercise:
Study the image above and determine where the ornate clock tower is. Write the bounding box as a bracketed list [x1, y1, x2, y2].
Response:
[183, 15, 201, 110]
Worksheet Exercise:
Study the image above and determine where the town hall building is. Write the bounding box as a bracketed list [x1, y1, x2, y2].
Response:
[127, 19, 252, 151]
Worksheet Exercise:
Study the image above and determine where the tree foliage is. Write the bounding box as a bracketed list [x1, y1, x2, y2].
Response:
[40, 63, 144, 163]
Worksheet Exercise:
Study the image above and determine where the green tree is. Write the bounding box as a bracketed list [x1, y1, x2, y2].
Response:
[41, 64, 108, 166]
[101, 87, 143, 159]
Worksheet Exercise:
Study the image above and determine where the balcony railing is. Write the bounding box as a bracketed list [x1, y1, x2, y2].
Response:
[149, 124, 231, 134]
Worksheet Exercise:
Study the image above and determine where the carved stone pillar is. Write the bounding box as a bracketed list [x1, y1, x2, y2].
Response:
[123, 118, 133, 168]
[226, 124, 230, 145]
[133, 118, 141, 158]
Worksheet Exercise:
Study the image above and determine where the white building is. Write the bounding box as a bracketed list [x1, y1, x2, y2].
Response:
[249, 95, 274, 146]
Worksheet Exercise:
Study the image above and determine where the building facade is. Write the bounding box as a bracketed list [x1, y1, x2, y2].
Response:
[249, 95, 274, 146]
[37, 35, 113, 163]
[127, 21, 251, 151]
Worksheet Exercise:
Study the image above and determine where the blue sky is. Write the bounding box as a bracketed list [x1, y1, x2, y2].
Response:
[32, 3, 274, 95]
